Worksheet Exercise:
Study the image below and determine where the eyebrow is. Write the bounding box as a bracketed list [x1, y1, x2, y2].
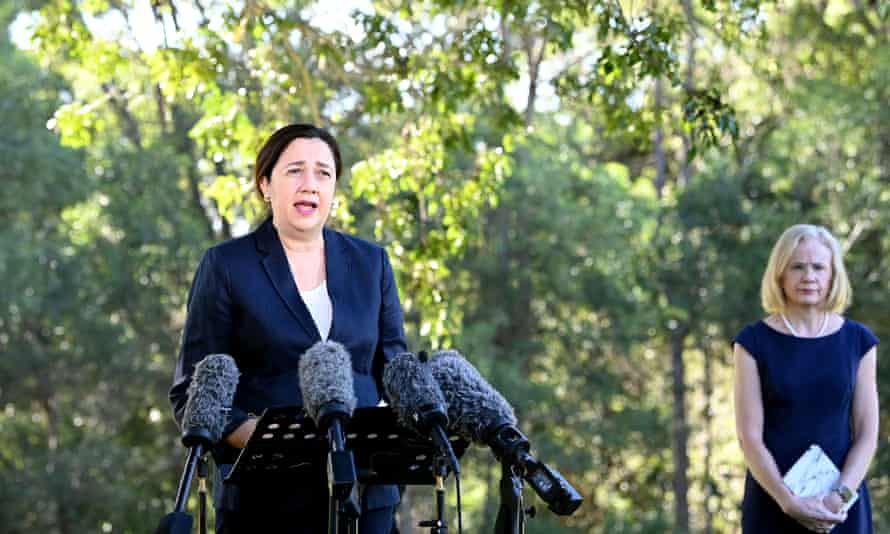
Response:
[284, 160, 332, 169]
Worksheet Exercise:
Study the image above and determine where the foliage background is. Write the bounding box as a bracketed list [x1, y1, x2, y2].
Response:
[1, 0, 888, 532]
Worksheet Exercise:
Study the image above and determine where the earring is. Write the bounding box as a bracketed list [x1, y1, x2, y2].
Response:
[264, 196, 271, 203]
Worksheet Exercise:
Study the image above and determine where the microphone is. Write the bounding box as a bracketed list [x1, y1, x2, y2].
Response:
[426, 350, 516, 442]
[382, 352, 460, 474]
[181, 353, 240, 448]
[299, 340, 357, 428]
[429, 350, 582, 516]
[157, 354, 238, 534]
[298, 341, 358, 502]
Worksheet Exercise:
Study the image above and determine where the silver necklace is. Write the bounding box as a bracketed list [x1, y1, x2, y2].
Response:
[780, 312, 829, 338]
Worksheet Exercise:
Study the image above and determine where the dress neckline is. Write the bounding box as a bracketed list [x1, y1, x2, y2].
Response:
[760, 317, 846, 340]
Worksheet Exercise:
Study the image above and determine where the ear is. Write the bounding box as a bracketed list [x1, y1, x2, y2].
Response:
[259, 176, 270, 198]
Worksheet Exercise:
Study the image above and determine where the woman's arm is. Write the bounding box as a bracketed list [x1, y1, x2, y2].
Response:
[170, 248, 251, 448]
[734, 343, 845, 531]
[373, 248, 407, 390]
[225, 417, 258, 449]
[825, 347, 879, 512]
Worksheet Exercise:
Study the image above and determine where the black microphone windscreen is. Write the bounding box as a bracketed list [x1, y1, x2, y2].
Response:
[181, 354, 239, 444]
[298, 341, 357, 425]
[382, 352, 448, 433]
[428, 350, 517, 443]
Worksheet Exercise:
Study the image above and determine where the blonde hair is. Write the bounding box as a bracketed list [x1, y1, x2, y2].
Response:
[760, 224, 852, 314]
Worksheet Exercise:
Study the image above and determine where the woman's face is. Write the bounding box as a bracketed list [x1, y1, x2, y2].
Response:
[780, 237, 833, 310]
[260, 138, 336, 238]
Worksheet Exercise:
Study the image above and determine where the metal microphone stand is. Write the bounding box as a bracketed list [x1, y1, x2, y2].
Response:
[494, 463, 533, 534]
[419, 455, 452, 533]
[197, 456, 208, 534]
[326, 418, 360, 534]
[489, 424, 582, 532]
[153, 439, 207, 534]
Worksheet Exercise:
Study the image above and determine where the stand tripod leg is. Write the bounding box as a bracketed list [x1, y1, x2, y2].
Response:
[494, 464, 524, 534]
[419, 472, 448, 534]
[435, 475, 448, 534]
[329, 493, 338, 534]
[337, 486, 360, 534]
[197, 457, 208, 534]
[330, 485, 359, 534]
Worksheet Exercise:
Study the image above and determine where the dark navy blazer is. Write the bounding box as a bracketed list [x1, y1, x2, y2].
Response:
[170, 217, 406, 511]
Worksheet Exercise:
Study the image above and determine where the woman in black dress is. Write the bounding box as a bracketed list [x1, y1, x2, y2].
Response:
[733, 224, 878, 533]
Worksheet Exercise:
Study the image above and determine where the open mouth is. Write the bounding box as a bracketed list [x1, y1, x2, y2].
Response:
[293, 200, 319, 209]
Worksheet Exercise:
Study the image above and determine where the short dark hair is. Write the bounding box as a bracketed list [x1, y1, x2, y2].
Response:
[253, 124, 343, 201]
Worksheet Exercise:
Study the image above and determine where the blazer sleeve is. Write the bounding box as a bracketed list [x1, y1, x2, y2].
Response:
[373, 247, 407, 391]
[169, 247, 250, 441]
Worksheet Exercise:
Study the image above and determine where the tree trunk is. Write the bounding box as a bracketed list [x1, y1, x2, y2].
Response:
[652, 76, 690, 531]
[26, 325, 72, 534]
[654, 78, 667, 197]
[681, 0, 697, 185]
[703, 342, 715, 534]
[523, 34, 545, 128]
[671, 327, 691, 534]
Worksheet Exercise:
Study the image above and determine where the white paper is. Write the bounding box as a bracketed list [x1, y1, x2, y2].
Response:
[783, 444, 858, 513]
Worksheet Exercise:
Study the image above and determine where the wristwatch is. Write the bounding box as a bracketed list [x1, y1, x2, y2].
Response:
[832, 483, 855, 503]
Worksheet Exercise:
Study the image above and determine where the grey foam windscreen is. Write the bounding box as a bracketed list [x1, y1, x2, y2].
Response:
[298, 340, 357, 424]
[181, 353, 240, 443]
[428, 349, 517, 443]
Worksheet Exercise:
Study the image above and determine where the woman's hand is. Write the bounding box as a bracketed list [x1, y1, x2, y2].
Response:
[224, 417, 258, 449]
[780, 493, 846, 533]
[822, 491, 845, 514]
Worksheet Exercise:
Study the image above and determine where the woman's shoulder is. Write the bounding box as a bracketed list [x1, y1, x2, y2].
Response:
[190, 222, 272, 274]
[206, 229, 261, 260]
[733, 319, 769, 354]
[839, 317, 879, 349]
[840, 316, 871, 332]
[324, 227, 386, 256]
[735, 318, 769, 339]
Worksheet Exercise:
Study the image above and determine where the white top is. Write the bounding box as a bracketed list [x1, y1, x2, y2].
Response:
[300, 280, 333, 340]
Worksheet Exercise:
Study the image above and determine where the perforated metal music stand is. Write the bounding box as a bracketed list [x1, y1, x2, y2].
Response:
[226, 406, 468, 532]
[227, 406, 467, 484]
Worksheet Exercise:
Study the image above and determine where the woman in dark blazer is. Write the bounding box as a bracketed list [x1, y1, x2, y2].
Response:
[170, 124, 405, 533]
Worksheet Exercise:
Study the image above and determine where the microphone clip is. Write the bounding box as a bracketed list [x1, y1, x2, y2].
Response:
[316, 401, 352, 433]
[487, 423, 582, 516]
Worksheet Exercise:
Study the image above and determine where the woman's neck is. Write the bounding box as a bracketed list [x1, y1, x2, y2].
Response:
[780, 307, 829, 336]
[273, 221, 324, 254]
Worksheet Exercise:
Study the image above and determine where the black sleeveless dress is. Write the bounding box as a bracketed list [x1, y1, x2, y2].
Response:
[734, 319, 877, 533]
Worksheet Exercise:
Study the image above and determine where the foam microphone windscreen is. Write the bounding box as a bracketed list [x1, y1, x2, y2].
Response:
[382, 352, 448, 433]
[181, 354, 239, 445]
[298, 340, 357, 425]
[428, 350, 517, 443]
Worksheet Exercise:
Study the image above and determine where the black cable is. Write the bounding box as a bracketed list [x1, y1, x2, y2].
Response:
[455, 472, 462, 534]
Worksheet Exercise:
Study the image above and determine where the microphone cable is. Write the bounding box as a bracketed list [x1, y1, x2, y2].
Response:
[455, 471, 463, 534]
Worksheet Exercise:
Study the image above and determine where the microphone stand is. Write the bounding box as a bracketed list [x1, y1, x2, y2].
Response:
[419, 455, 451, 533]
[489, 424, 581, 532]
[154, 429, 211, 534]
[325, 417, 360, 534]
[197, 456, 208, 534]
[494, 463, 531, 534]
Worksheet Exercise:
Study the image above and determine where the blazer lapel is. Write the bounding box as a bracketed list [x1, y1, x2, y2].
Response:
[255, 218, 321, 341]
[323, 227, 348, 342]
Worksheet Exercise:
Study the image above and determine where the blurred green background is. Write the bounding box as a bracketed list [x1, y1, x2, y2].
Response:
[1, 0, 888, 532]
